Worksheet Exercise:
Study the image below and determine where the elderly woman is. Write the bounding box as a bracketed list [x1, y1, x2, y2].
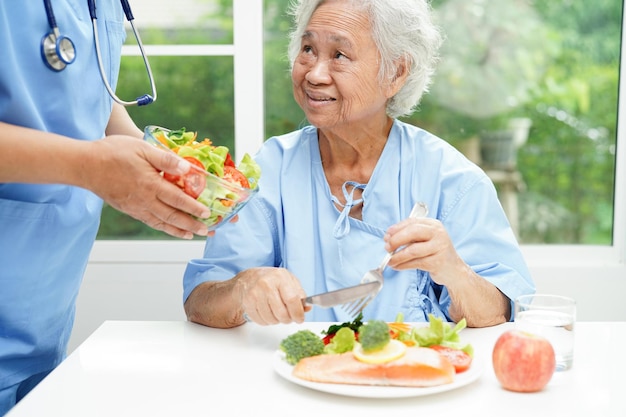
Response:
[183, 0, 535, 328]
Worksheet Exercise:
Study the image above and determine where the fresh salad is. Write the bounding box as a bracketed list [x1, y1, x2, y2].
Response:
[150, 127, 261, 227]
[280, 313, 474, 373]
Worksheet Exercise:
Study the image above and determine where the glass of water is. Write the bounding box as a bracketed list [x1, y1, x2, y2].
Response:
[514, 294, 576, 371]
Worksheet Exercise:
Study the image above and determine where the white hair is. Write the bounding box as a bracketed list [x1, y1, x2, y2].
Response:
[287, 0, 444, 118]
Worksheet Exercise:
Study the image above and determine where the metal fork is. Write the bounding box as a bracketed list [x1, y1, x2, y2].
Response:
[342, 202, 429, 318]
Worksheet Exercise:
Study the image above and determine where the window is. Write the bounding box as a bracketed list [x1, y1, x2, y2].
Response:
[93, 0, 625, 275]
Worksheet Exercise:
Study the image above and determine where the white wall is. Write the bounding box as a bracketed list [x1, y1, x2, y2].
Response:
[69, 250, 626, 353]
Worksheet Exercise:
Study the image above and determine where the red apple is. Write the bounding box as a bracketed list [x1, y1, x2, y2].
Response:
[492, 330, 556, 393]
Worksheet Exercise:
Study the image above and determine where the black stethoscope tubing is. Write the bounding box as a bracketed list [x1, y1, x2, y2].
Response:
[41, 0, 157, 106]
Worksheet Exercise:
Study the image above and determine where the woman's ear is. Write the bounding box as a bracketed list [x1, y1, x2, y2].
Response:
[385, 59, 409, 98]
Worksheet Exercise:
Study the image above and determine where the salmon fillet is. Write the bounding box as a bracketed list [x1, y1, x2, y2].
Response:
[292, 347, 456, 387]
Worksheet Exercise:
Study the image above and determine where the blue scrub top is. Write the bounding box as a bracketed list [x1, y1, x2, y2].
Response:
[0, 1, 125, 388]
[183, 120, 535, 324]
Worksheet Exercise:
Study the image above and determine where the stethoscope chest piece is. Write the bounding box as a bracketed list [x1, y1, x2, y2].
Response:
[41, 0, 156, 105]
[41, 30, 76, 72]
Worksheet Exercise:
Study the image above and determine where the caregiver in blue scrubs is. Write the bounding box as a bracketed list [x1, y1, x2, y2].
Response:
[0, 2, 212, 415]
[183, 0, 535, 329]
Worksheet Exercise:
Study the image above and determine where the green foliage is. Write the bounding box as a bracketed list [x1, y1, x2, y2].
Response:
[358, 320, 390, 353]
[411, 0, 620, 244]
[263, 0, 307, 136]
[280, 330, 325, 365]
[516, 105, 615, 243]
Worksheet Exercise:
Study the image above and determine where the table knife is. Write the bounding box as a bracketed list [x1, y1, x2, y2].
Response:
[301, 281, 382, 308]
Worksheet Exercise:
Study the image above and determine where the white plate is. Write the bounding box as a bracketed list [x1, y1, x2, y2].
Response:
[272, 350, 483, 398]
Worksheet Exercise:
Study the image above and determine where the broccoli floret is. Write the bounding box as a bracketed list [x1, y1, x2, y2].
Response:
[280, 330, 325, 365]
[358, 320, 391, 352]
[324, 326, 356, 354]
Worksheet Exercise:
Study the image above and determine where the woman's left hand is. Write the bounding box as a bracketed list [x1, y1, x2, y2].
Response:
[383, 216, 511, 327]
[383, 217, 466, 286]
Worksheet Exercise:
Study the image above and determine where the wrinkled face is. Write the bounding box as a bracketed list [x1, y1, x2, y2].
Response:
[291, 1, 392, 130]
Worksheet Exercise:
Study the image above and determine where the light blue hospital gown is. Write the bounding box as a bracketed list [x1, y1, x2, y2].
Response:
[0, 0, 125, 409]
[183, 120, 535, 324]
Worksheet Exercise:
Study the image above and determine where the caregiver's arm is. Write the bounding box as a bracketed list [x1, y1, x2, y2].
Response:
[0, 119, 210, 239]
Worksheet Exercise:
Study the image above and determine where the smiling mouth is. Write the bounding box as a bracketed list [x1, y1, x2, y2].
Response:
[307, 92, 336, 102]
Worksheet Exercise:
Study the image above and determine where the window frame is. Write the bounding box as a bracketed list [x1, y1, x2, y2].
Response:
[90, 0, 626, 276]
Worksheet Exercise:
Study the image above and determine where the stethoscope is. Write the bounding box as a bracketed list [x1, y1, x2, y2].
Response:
[41, 0, 157, 106]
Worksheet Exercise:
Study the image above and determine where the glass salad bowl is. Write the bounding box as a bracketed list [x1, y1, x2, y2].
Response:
[143, 125, 260, 231]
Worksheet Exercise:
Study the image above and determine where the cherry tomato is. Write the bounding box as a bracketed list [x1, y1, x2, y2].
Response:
[224, 153, 236, 167]
[223, 165, 250, 188]
[430, 345, 472, 373]
[163, 171, 183, 188]
[164, 156, 206, 199]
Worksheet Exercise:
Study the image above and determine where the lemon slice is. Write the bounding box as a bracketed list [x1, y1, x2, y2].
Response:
[353, 339, 407, 364]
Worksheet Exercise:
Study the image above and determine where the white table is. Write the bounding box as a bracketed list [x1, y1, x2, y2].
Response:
[7, 321, 625, 417]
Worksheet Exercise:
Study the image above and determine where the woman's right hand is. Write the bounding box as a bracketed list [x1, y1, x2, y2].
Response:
[235, 267, 309, 325]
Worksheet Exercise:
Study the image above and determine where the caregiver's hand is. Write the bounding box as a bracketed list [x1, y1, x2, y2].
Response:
[86, 135, 211, 239]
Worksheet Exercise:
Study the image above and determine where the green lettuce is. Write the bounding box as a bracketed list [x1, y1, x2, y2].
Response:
[410, 314, 474, 357]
